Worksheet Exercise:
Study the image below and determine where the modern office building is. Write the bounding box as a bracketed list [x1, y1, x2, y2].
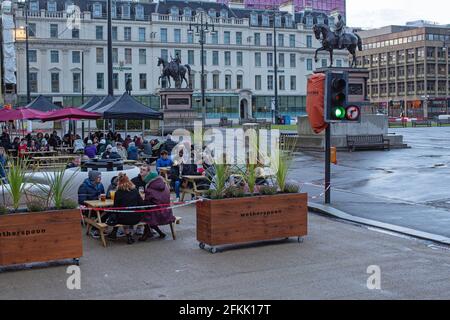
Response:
[13, 0, 348, 121]
[217, 0, 346, 17]
[357, 25, 450, 118]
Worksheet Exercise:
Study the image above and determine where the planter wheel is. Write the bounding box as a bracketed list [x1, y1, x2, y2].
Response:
[209, 247, 218, 254]
[298, 237, 304, 244]
[199, 243, 206, 250]
[73, 258, 80, 266]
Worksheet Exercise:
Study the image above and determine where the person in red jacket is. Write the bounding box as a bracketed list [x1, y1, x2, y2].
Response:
[18, 139, 28, 158]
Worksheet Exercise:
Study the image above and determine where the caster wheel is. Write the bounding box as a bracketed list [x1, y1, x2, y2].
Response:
[210, 247, 217, 254]
[298, 237, 304, 244]
[199, 243, 206, 250]
[73, 258, 80, 266]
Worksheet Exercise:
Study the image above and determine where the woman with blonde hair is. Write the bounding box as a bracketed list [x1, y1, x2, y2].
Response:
[108, 172, 144, 244]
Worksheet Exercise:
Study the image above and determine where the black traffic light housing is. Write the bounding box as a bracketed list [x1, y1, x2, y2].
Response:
[324, 70, 361, 123]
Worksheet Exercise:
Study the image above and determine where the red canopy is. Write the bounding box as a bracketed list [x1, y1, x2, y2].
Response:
[42, 108, 101, 121]
[0, 108, 47, 121]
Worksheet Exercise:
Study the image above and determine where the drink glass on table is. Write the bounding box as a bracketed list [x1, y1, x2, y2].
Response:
[139, 187, 145, 199]
[100, 194, 106, 202]
[110, 191, 116, 201]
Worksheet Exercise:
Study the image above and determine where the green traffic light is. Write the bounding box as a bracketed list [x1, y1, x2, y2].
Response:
[333, 107, 345, 119]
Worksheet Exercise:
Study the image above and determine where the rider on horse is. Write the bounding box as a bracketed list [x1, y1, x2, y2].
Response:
[334, 14, 346, 49]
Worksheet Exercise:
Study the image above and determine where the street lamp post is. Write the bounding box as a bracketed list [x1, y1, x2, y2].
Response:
[273, 11, 279, 125]
[18, 0, 31, 104]
[188, 12, 216, 127]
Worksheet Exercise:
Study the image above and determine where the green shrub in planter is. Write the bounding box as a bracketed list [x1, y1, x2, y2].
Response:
[27, 200, 46, 213]
[0, 205, 8, 215]
[60, 199, 78, 210]
[259, 186, 278, 196]
[224, 186, 245, 198]
[284, 183, 300, 194]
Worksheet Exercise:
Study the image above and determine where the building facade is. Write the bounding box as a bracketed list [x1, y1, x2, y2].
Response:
[357, 25, 450, 118]
[14, 0, 348, 120]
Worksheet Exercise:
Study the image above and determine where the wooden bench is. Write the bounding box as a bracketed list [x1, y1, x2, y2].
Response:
[437, 119, 450, 127]
[180, 175, 209, 201]
[347, 135, 390, 152]
[412, 120, 432, 127]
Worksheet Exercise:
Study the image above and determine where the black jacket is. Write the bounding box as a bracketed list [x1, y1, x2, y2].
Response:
[131, 175, 146, 190]
[113, 188, 144, 209]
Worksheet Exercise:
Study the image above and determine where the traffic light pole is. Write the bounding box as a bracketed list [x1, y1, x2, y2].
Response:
[325, 124, 331, 204]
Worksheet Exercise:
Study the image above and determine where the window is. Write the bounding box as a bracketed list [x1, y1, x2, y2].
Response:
[72, 28, 79, 39]
[124, 73, 132, 90]
[254, 33, 260, 46]
[306, 58, 313, 71]
[236, 52, 243, 67]
[212, 51, 219, 66]
[289, 34, 295, 48]
[139, 49, 146, 64]
[124, 27, 131, 41]
[290, 76, 296, 91]
[202, 51, 207, 65]
[279, 53, 285, 68]
[51, 73, 59, 92]
[211, 32, 218, 44]
[113, 73, 119, 90]
[28, 23, 36, 37]
[208, 9, 216, 18]
[262, 14, 269, 27]
[267, 53, 273, 67]
[336, 59, 342, 67]
[93, 3, 102, 18]
[267, 75, 273, 90]
[122, 3, 130, 19]
[170, 6, 178, 16]
[160, 28, 167, 43]
[50, 50, 59, 63]
[112, 48, 118, 63]
[30, 72, 38, 92]
[290, 54, 296, 68]
[136, 5, 144, 20]
[30, 1, 39, 12]
[96, 73, 104, 89]
[184, 7, 192, 17]
[174, 29, 181, 43]
[225, 51, 231, 66]
[305, 15, 313, 27]
[275, 15, 282, 28]
[279, 76, 285, 90]
[267, 34, 272, 47]
[225, 75, 232, 90]
[220, 9, 228, 19]
[96, 48, 104, 63]
[139, 73, 147, 89]
[112, 26, 118, 41]
[111, 2, 116, 18]
[255, 53, 261, 67]
[72, 51, 80, 63]
[250, 13, 258, 26]
[255, 75, 261, 91]
[73, 73, 81, 93]
[28, 50, 37, 63]
[306, 35, 312, 48]
[213, 74, 219, 90]
[236, 32, 242, 45]
[50, 24, 58, 38]
[224, 31, 230, 44]
[47, 0, 57, 12]
[285, 14, 293, 28]
[188, 50, 194, 65]
[96, 26, 103, 40]
[237, 75, 243, 89]
[321, 59, 327, 68]
[187, 31, 194, 44]
[161, 49, 168, 62]
[125, 48, 132, 64]
[139, 28, 145, 42]
[278, 34, 284, 47]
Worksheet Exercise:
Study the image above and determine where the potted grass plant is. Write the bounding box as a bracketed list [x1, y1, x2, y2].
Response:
[0, 160, 82, 267]
[196, 141, 307, 253]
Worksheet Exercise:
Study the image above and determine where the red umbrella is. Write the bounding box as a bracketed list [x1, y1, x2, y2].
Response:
[0, 107, 47, 121]
[42, 108, 101, 121]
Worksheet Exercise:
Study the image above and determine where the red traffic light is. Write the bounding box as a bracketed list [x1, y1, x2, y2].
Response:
[332, 78, 346, 91]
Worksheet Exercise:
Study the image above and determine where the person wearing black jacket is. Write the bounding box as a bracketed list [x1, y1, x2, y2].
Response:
[131, 164, 151, 190]
[109, 173, 144, 244]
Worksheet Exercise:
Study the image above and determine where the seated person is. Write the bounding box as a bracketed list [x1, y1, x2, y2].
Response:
[73, 135, 85, 153]
[101, 145, 121, 160]
[150, 139, 164, 158]
[115, 142, 128, 160]
[142, 140, 153, 156]
[97, 139, 107, 155]
[127, 142, 138, 161]
[156, 150, 173, 173]
[84, 140, 97, 159]
[66, 156, 81, 169]
[140, 172, 175, 241]
[131, 164, 151, 190]
[106, 176, 118, 199]
[18, 139, 28, 158]
[0, 147, 8, 180]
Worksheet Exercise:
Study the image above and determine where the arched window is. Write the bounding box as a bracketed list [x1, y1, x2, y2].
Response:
[170, 6, 179, 16]
[183, 7, 192, 17]
[135, 4, 144, 20]
[250, 12, 258, 26]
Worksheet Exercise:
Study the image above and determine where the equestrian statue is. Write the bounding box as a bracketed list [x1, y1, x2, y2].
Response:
[157, 52, 191, 89]
[313, 14, 363, 68]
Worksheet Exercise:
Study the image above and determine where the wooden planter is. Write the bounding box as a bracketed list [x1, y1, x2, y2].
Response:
[196, 193, 308, 252]
[0, 209, 83, 267]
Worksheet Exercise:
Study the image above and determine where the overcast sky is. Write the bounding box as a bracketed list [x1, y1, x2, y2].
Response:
[346, 0, 450, 29]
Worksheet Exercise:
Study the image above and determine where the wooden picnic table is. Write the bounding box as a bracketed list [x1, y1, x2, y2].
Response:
[83, 199, 181, 247]
[159, 167, 172, 188]
[180, 175, 209, 201]
[23, 150, 58, 157]
[55, 147, 74, 154]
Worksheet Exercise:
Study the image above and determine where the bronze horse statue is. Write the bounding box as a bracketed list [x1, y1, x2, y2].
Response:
[157, 57, 191, 89]
[313, 23, 362, 68]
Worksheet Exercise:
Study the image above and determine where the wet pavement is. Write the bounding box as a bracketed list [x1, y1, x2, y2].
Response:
[290, 127, 450, 238]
